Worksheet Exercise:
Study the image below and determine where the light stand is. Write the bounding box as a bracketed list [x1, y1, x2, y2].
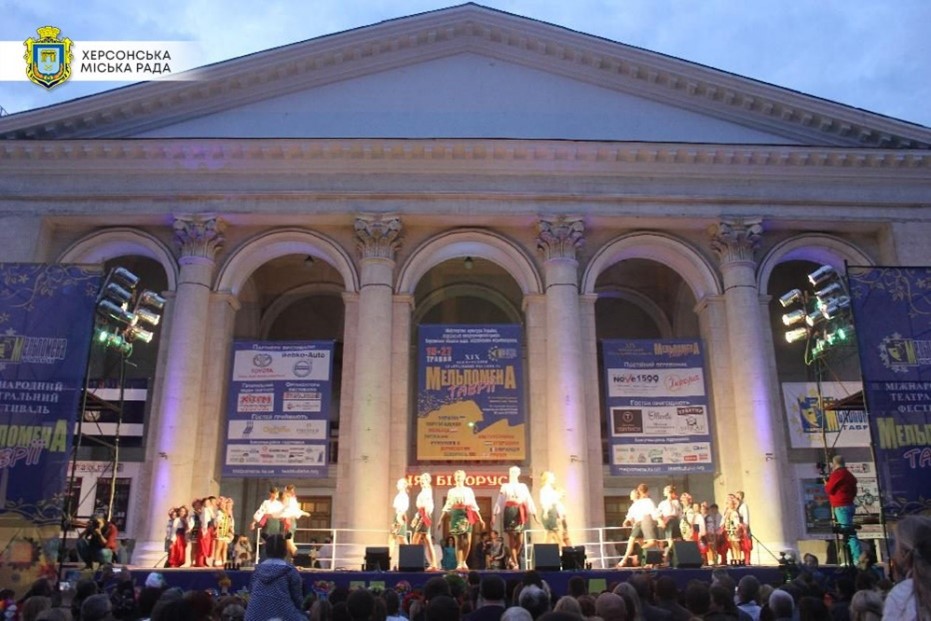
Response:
[56, 267, 164, 579]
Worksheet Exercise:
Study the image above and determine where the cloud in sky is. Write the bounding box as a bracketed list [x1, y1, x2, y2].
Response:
[1, 0, 928, 128]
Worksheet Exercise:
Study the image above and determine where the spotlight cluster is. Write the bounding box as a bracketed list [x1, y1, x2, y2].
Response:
[779, 265, 853, 361]
[95, 267, 165, 355]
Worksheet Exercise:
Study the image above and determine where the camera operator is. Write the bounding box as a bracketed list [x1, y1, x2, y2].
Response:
[76, 513, 119, 569]
[824, 455, 863, 565]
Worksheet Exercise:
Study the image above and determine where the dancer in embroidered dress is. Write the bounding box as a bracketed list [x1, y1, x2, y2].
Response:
[538, 471, 569, 549]
[441, 469, 485, 570]
[410, 472, 438, 570]
[493, 466, 538, 569]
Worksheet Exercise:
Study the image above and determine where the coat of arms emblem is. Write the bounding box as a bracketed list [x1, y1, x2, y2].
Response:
[24, 26, 73, 89]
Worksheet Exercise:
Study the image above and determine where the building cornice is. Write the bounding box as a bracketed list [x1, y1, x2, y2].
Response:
[2, 139, 929, 176]
[0, 5, 929, 147]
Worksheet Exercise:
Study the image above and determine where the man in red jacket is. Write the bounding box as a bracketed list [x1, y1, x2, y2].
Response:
[824, 455, 862, 565]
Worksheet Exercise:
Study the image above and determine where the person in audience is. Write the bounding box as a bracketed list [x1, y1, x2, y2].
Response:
[244, 533, 305, 621]
[883, 514, 931, 621]
[848, 590, 883, 621]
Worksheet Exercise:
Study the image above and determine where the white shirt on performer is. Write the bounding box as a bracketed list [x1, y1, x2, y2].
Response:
[494, 482, 537, 516]
[738, 502, 750, 530]
[253, 498, 284, 522]
[654, 499, 682, 525]
[625, 497, 657, 524]
[393, 491, 410, 518]
[539, 485, 565, 517]
[279, 496, 309, 520]
[443, 486, 479, 511]
[415, 488, 434, 514]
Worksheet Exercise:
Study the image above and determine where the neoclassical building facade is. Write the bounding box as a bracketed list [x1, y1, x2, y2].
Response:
[2, 5, 930, 566]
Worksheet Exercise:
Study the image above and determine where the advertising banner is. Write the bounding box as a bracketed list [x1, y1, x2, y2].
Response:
[603, 339, 713, 475]
[782, 381, 870, 449]
[848, 266, 931, 516]
[0, 264, 100, 524]
[417, 325, 525, 461]
[223, 341, 333, 478]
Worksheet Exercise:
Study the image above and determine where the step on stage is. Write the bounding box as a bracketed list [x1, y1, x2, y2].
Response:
[124, 565, 786, 596]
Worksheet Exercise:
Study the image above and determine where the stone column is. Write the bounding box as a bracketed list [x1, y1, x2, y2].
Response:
[333, 292, 358, 529]
[709, 219, 789, 551]
[346, 215, 401, 545]
[134, 215, 225, 567]
[537, 217, 590, 534]
[579, 294, 606, 526]
[523, 294, 548, 478]
[389, 295, 414, 479]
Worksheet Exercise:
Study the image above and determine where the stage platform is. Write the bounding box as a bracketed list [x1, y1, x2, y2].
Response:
[117, 565, 788, 596]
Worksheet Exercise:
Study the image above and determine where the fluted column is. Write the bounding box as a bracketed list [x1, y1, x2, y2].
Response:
[389, 295, 414, 480]
[347, 215, 401, 544]
[523, 294, 548, 478]
[135, 215, 225, 567]
[538, 217, 590, 534]
[579, 294, 606, 526]
[709, 219, 789, 551]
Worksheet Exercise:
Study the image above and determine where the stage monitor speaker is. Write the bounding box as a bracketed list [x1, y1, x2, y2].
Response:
[641, 549, 664, 566]
[364, 546, 391, 571]
[671, 541, 703, 569]
[561, 545, 587, 571]
[534, 543, 561, 571]
[399, 544, 425, 572]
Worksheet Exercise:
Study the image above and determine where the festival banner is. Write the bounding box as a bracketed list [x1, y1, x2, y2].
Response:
[0, 264, 101, 524]
[417, 325, 525, 461]
[781, 381, 870, 449]
[848, 266, 931, 516]
[603, 339, 713, 475]
[223, 341, 333, 478]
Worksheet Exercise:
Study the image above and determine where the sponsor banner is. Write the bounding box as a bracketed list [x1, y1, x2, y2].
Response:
[0, 264, 100, 525]
[223, 341, 333, 478]
[848, 266, 931, 517]
[603, 339, 713, 475]
[417, 325, 525, 461]
[78, 378, 148, 448]
[781, 382, 869, 448]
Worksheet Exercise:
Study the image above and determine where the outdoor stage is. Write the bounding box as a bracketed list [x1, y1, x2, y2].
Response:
[122, 565, 788, 596]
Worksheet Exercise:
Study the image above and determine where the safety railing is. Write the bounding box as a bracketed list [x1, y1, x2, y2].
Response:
[255, 526, 391, 569]
[518, 526, 632, 570]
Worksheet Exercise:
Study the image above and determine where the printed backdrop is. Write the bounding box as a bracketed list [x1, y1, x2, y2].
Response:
[417, 325, 525, 461]
[782, 381, 871, 449]
[602, 339, 714, 475]
[849, 266, 931, 516]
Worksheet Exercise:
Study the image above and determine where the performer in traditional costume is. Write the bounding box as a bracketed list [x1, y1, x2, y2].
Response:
[493, 466, 538, 569]
[539, 471, 569, 548]
[190, 498, 207, 567]
[167, 505, 190, 568]
[214, 497, 235, 567]
[704, 502, 724, 565]
[723, 493, 746, 565]
[410, 472, 438, 570]
[251, 486, 284, 535]
[654, 485, 683, 560]
[389, 477, 410, 565]
[736, 490, 753, 565]
[617, 483, 657, 568]
[201, 496, 217, 565]
[441, 469, 485, 570]
[279, 484, 309, 557]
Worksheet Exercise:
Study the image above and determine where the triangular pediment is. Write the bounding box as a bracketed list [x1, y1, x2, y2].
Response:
[2, 4, 929, 147]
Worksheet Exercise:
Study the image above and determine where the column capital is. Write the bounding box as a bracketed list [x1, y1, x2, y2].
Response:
[173, 215, 226, 260]
[708, 218, 763, 265]
[537, 216, 584, 261]
[354, 214, 402, 261]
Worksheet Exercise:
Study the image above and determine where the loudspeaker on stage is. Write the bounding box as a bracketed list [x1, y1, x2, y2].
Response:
[534, 543, 561, 571]
[398, 544, 425, 572]
[671, 541, 703, 568]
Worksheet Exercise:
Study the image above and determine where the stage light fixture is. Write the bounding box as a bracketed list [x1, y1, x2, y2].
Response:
[820, 296, 851, 320]
[133, 307, 161, 327]
[808, 265, 836, 287]
[786, 327, 809, 343]
[779, 289, 803, 308]
[126, 324, 154, 344]
[138, 290, 166, 311]
[782, 309, 807, 327]
[814, 282, 842, 299]
[97, 300, 136, 326]
[110, 267, 140, 290]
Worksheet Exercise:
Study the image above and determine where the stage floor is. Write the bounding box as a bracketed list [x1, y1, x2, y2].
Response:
[119, 565, 787, 596]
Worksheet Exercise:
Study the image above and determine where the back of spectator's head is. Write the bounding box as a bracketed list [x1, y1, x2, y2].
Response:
[151, 598, 196, 621]
[184, 590, 214, 620]
[798, 595, 829, 621]
[539, 613, 585, 621]
[737, 575, 761, 604]
[835, 575, 856, 599]
[594, 592, 627, 621]
[480, 574, 506, 603]
[468, 571, 481, 586]
[654, 576, 678, 602]
[684, 581, 711, 616]
[612, 582, 640, 619]
[501, 607, 533, 621]
[81, 594, 113, 621]
[346, 588, 375, 621]
[423, 576, 451, 602]
[34, 609, 70, 621]
[221, 604, 246, 621]
[74, 578, 98, 601]
[426, 595, 460, 621]
[769, 589, 795, 618]
[849, 589, 883, 621]
[577, 594, 596, 617]
[263, 533, 289, 559]
[567, 575, 586, 598]
[519, 584, 550, 619]
[522, 570, 544, 589]
[710, 585, 736, 612]
[553, 596, 582, 616]
[21, 595, 51, 621]
[628, 573, 655, 604]
[381, 589, 400, 615]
